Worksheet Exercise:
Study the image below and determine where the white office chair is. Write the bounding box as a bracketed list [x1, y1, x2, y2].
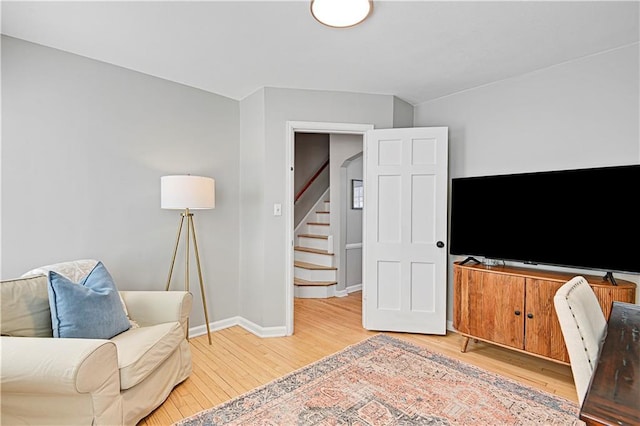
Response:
[553, 276, 607, 405]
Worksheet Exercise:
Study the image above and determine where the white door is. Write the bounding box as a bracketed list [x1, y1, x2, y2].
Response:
[363, 127, 448, 334]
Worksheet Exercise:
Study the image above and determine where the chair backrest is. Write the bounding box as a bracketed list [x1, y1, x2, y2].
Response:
[553, 276, 607, 405]
[21, 259, 99, 281]
[0, 260, 102, 337]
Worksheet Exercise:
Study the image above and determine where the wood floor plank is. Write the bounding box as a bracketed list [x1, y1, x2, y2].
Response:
[139, 291, 576, 425]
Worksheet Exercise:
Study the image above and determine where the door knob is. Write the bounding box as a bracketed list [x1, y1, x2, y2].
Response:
[436, 241, 444, 248]
[527, 313, 534, 319]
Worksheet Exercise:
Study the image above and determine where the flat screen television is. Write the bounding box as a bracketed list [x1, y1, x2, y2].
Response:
[449, 164, 640, 277]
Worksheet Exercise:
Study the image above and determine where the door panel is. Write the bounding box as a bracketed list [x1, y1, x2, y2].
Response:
[363, 127, 448, 334]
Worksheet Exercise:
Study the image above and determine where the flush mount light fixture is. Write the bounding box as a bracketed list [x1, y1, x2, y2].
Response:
[311, 0, 373, 28]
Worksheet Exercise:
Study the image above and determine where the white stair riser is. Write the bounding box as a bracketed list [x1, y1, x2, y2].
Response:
[307, 224, 330, 235]
[295, 284, 336, 299]
[294, 250, 334, 267]
[315, 212, 330, 223]
[293, 198, 336, 299]
[298, 236, 329, 251]
[294, 267, 337, 282]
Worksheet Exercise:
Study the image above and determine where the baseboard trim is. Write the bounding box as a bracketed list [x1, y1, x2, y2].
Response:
[190, 311, 455, 340]
[335, 283, 362, 297]
[447, 320, 455, 332]
[237, 317, 288, 337]
[189, 316, 288, 339]
[347, 284, 362, 293]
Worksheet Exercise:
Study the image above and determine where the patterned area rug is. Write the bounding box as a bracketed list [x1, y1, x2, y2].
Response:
[176, 334, 582, 425]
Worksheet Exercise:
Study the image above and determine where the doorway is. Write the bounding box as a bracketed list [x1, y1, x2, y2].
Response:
[286, 121, 374, 335]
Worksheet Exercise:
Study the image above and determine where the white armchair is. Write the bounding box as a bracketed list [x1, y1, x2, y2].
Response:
[553, 276, 607, 405]
[1, 260, 193, 425]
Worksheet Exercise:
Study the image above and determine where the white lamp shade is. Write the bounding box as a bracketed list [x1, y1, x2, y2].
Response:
[161, 175, 215, 210]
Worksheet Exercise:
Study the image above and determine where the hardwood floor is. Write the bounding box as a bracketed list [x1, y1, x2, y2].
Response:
[140, 291, 576, 425]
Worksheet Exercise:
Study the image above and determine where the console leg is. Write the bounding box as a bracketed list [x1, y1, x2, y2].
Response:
[461, 336, 470, 352]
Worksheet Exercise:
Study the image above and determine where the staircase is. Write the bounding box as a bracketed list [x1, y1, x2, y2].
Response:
[294, 200, 337, 298]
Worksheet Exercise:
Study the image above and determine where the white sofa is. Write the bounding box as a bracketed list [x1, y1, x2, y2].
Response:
[1, 260, 193, 425]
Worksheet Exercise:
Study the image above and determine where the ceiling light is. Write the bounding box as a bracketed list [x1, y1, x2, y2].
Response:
[311, 0, 373, 28]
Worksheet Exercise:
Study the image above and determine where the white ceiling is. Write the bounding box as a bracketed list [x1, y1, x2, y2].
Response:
[2, 1, 639, 105]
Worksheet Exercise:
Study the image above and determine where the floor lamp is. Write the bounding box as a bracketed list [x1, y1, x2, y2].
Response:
[161, 175, 214, 345]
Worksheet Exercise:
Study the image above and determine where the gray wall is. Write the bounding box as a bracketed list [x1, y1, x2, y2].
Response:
[414, 43, 640, 314]
[238, 87, 398, 327]
[294, 133, 329, 194]
[393, 97, 414, 128]
[345, 155, 363, 245]
[1, 39, 404, 333]
[330, 134, 363, 292]
[294, 133, 329, 227]
[238, 88, 266, 326]
[344, 154, 363, 289]
[8, 33, 631, 334]
[1, 36, 241, 327]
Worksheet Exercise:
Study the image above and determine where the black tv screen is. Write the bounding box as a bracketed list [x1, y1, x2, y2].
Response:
[449, 164, 640, 274]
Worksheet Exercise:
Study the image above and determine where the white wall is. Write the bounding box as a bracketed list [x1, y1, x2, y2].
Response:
[1, 36, 241, 327]
[415, 43, 640, 315]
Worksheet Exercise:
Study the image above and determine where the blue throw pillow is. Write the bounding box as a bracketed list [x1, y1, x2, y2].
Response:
[48, 261, 131, 339]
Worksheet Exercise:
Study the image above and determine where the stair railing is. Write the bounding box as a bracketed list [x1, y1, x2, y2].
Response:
[295, 158, 329, 203]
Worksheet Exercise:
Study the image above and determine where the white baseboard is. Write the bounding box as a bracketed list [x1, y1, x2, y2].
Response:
[237, 317, 288, 337]
[447, 319, 455, 332]
[335, 283, 362, 297]
[189, 316, 288, 339]
[190, 308, 454, 340]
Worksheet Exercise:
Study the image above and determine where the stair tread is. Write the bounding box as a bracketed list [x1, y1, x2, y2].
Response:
[294, 277, 337, 286]
[294, 261, 337, 270]
[316, 211, 330, 214]
[294, 246, 334, 255]
[307, 222, 329, 226]
[298, 234, 328, 240]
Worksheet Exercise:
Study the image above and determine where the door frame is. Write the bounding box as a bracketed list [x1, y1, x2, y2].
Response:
[285, 121, 374, 335]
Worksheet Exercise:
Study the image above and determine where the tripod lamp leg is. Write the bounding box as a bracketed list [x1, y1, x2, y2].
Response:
[189, 215, 212, 345]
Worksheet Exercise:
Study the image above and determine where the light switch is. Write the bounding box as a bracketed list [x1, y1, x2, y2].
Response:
[273, 203, 282, 216]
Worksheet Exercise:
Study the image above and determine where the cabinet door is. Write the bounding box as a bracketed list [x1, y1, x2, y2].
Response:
[524, 279, 570, 363]
[457, 268, 525, 349]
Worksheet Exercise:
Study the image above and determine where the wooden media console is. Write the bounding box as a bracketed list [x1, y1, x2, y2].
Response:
[453, 261, 636, 364]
